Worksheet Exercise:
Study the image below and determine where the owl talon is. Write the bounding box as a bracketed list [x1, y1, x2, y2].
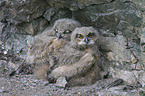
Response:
[47, 76, 56, 83]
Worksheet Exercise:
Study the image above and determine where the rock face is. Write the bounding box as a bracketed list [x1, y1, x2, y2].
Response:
[0, 0, 145, 95]
[16, 17, 49, 36]
[43, 8, 72, 24]
[0, 0, 49, 25]
[45, 0, 112, 11]
[73, 1, 143, 28]
[141, 15, 145, 66]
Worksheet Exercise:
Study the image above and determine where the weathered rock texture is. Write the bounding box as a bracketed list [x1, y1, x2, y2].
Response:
[0, 0, 49, 25]
[16, 17, 49, 35]
[43, 8, 72, 24]
[0, 0, 145, 95]
[45, 0, 112, 11]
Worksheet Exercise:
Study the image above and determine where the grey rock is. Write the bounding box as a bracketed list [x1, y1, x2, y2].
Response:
[55, 77, 68, 88]
[73, 1, 143, 29]
[141, 52, 145, 65]
[0, 23, 14, 43]
[98, 87, 139, 96]
[0, 0, 50, 25]
[43, 8, 72, 24]
[45, 0, 111, 11]
[99, 28, 142, 80]
[0, 89, 9, 93]
[0, 23, 34, 59]
[5, 34, 33, 59]
[100, 34, 138, 65]
[75, 0, 112, 9]
[43, 8, 56, 21]
[109, 67, 145, 86]
[133, 0, 145, 6]
[0, 74, 143, 96]
[0, 60, 8, 76]
[92, 78, 118, 89]
[16, 17, 49, 36]
[141, 19, 145, 65]
[45, 0, 71, 9]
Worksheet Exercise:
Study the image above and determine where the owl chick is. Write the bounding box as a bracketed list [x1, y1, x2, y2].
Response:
[26, 18, 81, 64]
[47, 26, 101, 86]
[26, 18, 81, 79]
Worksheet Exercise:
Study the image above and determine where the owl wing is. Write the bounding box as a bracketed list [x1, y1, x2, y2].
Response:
[26, 34, 56, 64]
[48, 53, 96, 81]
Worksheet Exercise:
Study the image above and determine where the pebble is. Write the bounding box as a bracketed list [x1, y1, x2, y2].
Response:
[55, 77, 68, 88]
[0, 89, 9, 93]
[0, 75, 141, 96]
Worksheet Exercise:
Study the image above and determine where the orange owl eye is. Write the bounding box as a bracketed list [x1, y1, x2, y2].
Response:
[76, 34, 84, 39]
[88, 35, 92, 38]
[88, 33, 94, 38]
[79, 36, 83, 39]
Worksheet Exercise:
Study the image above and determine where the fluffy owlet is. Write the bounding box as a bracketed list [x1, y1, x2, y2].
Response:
[46, 26, 101, 86]
[26, 18, 81, 79]
[26, 18, 81, 64]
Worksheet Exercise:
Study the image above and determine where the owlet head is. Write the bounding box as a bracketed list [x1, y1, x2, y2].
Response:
[52, 18, 81, 41]
[71, 27, 99, 50]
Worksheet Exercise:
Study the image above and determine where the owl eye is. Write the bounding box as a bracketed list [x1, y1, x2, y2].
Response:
[88, 33, 95, 38]
[63, 29, 72, 34]
[88, 35, 92, 38]
[76, 34, 84, 39]
[79, 36, 83, 39]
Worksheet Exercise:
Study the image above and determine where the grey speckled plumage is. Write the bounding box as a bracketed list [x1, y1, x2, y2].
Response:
[47, 27, 101, 86]
[26, 18, 81, 80]
[26, 18, 81, 64]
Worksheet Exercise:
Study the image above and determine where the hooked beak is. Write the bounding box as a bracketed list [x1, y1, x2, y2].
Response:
[84, 37, 89, 43]
[57, 33, 63, 39]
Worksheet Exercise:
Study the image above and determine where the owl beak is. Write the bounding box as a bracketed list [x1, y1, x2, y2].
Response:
[57, 33, 63, 39]
[84, 37, 89, 43]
